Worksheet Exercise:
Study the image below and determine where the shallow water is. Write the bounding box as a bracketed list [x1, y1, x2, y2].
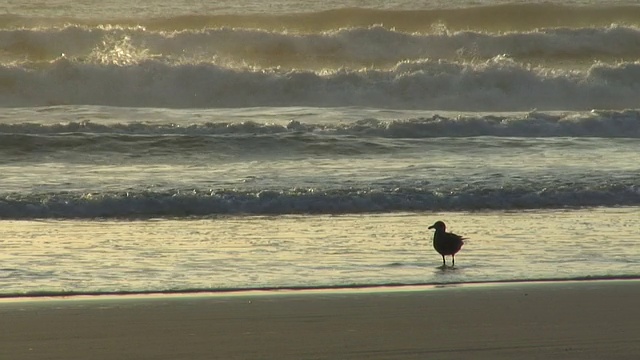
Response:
[1, 0, 639, 296]
[1, 208, 638, 296]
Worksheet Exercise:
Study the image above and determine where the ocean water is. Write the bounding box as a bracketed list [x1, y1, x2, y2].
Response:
[0, 0, 639, 296]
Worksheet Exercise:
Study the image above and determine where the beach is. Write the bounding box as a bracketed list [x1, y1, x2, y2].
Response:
[2, 280, 639, 359]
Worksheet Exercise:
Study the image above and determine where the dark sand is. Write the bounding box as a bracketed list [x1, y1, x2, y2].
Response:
[1, 280, 639, 359]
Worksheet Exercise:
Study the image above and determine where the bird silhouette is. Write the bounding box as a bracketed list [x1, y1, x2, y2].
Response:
[428, 221, 465, 267]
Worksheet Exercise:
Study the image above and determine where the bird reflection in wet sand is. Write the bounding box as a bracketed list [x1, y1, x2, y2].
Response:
[428, 221, 466, 268]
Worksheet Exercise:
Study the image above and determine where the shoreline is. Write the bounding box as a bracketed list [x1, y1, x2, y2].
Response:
[2, 276, 639, 301]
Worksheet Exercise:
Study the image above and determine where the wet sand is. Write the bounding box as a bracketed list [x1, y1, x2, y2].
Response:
[1, 280, 639, 359]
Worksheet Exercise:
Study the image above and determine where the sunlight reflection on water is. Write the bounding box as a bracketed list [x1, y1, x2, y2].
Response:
[1, 207, 638, 295]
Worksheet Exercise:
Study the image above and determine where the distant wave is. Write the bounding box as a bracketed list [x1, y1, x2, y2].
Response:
[2, 58, 640, 110]
[1, 184, 639, 219]
[3, 4, 640, 32]
[4, 4, 640, 112]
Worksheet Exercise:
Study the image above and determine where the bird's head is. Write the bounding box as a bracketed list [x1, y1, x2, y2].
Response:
[428, 221, 446, 231]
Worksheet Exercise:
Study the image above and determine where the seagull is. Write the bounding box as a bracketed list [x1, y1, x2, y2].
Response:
[428, 221, 465, 267]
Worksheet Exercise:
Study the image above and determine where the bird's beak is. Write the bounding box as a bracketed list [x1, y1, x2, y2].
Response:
[428, 225, 435, 229]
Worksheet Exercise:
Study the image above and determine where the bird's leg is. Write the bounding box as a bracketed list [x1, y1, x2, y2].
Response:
[442, 255, 446, 267]
[452, 255, 455, 268]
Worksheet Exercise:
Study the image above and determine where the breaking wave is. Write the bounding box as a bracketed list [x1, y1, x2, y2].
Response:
[2, 58, 640, 110]
[4, 24, 640, 65]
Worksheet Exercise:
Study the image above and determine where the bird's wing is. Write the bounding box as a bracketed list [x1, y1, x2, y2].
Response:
[445, 233, 465, 242]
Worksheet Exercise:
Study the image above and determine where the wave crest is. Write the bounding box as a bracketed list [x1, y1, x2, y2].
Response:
[4, 24, 640, 67]
[2, 184, 639, 219]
